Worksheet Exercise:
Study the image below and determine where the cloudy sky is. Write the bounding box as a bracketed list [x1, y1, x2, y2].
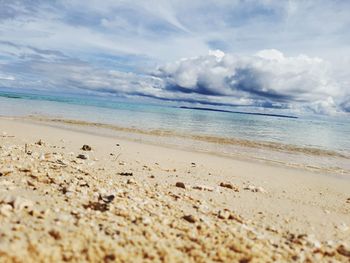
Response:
[0, 0, 350, 114]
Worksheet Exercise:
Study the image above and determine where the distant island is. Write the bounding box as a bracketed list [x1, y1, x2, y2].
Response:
[179, 106, 298, 119]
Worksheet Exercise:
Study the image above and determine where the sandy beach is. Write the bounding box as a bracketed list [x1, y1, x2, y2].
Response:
[0, 117, 350, 262]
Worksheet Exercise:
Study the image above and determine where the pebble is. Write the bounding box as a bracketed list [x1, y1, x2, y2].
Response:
[192, 185, 214, 192]
[81, 145, 92, 151]
[219, 182, 239, 192]
[127, 179, 136, 185]
[0, 167, 14, 176]
[244, 185, 267, 193]
[100, 195, 115, 203]
[36, 139, 44, 146]
[77, 154, 89, 160]
[218, 209, 230, 220]
[48, 230, 62, 240]
[337, 244, 350, 257]
[175, 182, 186, 189]
[118, 172, 133, 176]
[183, 214, 196, 223]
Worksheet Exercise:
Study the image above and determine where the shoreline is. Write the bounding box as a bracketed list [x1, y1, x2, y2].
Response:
[1, 117, 350, 261]
[5, 115, 350, 177]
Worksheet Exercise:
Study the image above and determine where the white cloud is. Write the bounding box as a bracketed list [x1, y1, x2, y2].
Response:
[155, 49, 346, 113]
[1, 42, 349, 114]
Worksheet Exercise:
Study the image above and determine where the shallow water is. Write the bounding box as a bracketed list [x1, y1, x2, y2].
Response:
[0, 89, 350, 156]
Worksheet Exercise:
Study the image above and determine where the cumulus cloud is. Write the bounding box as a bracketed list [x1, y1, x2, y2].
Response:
[1, 43, 349, 114]
[154, 49, 345, 113]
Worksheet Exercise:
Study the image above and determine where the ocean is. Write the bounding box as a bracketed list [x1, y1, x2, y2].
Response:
[1, 89, 350, 175]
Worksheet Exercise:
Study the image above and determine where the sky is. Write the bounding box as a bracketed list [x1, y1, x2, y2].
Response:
[0, 0, 350, 115]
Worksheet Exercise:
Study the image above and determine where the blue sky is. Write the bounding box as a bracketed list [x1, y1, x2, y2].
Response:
[0, 0, 350, 114]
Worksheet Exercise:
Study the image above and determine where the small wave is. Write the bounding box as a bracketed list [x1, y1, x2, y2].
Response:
[27, 116, 349, 159]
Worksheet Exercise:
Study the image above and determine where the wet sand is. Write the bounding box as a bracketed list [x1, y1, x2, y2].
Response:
[22, 116, 350, 176]
[0, 117, 349, 262]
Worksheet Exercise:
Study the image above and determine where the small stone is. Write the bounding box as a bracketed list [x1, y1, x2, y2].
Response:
[127, 179, 136, 185]
[0, 167, 14, 176]
[218, 209, 230, 219]
[244, 185, 267, 193]
[266, 226, 278, 233]
[192, 185, 214, 192]
[19, 166, 32, 173]
[36, 139, 44, 146]
[100, 194, 115, 203]
[77, 154, 89, 160]
[83, 201, 109, 212]
[81, 145, 92, 151]
[219, 182, 239, 192]
[118, 172, 133, 176]
[183, 214, 196, 223]
[175, 182, 186, 189]
[48, 230, 61, 240]
[337, 244, 350, 257]
[79, 181, 89, 187]
[104, 254, 116, 262]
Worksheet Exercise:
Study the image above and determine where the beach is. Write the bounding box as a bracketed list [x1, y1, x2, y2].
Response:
[2, 0, 350, 261]
[0, 116, 349, 262]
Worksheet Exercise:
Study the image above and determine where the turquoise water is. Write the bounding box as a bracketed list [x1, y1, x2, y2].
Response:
[0, 90, 350, 154]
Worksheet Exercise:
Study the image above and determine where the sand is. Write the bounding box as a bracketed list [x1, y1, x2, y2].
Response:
[0, 117, 349, 262]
